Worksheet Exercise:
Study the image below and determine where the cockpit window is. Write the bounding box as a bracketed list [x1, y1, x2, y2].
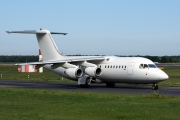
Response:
[148, 64, 157, 68]
[139, 64, 148, 69]
[139, 64, 143, 69]
[144, 64, 148, 69]
[139, 64, 157, 69]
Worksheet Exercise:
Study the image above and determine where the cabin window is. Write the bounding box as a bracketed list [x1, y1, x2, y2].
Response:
[105, 66, 106, 68]
[108, 66, 109, 68]
[116, 65, 118, 68]
[119, 66, 121, 68]
[125, 66, 126, 68]
[110, 65, 112, 68]
[113, 65, 115, 68]
[122, 66, 123, 68]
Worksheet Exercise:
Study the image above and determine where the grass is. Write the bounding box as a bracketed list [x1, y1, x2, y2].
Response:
[159, 67, 180, 86]
[0, 88, 180, 120]
[0, 64, 71, 82]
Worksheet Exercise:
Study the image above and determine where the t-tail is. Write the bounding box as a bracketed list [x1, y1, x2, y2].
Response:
[6, 29, 67, 61]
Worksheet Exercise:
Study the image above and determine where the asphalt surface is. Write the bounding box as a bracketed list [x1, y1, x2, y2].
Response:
[0, 80, 180, 97]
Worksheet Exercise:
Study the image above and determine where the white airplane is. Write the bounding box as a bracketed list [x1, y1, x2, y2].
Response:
[7, 29, 169, 90]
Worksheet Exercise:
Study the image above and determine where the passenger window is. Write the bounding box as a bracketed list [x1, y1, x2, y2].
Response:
[105, 66, 106, 68]
[113, 65, 115, 68]
[111, 65, 112, 68]
[116, 66, 118, 68]
[108, 66, 109, 68]
[122, 66, 123, 68]
[139, 64, 143, 69]
[119, 66, 121, 68]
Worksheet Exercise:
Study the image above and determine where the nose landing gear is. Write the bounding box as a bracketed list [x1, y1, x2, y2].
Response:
[152, 84, 158, 90]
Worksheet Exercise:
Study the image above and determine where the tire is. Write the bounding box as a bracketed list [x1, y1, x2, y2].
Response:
[80, 78, 90, 88]
[152, 84, 158, 90]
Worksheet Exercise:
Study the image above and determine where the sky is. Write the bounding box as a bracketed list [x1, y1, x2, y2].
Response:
[0, 0, 180, 56]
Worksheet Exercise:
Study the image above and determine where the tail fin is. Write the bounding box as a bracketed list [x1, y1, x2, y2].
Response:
[6, 29, 67, 61]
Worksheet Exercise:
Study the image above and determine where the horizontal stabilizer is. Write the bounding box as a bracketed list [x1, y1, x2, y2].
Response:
[6, 30, 67, 35]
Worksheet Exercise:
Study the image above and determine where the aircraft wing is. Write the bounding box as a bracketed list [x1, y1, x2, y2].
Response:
[15, 56, 105, 66]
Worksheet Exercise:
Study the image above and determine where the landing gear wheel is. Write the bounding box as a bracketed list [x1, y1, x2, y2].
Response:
[86, 78, 91, 85]
[152, 84, 158, 90]
[106, 83, 115, 88]
[80, 78, 91, 88]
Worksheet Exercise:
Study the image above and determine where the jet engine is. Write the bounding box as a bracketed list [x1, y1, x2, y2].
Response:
[65, 68, 83, 79]
[84, 67, 102, 77]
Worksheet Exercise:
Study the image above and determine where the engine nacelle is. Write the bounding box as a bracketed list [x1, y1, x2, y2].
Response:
[65, 68, 83, 79]
[85, 67, 102, 77]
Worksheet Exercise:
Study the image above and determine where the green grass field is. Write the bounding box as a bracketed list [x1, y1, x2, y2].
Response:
[0, 88, 180, 120]
[0, 64, 70, 82]
[159, 67, 180, 86]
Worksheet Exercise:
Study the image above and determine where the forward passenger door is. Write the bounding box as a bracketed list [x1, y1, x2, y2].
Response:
[128, 62, 134, 75]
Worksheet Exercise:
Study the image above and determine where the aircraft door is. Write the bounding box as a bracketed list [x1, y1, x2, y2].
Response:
[128, 62, 134, 75]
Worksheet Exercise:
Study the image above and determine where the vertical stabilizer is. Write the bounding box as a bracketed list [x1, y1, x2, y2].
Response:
[36, 30, 64, 61]
[6, 29, 67, 61]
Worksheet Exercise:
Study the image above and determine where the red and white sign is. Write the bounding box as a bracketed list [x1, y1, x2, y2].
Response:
[18, 49, 43, 73]
[18, 65, 37, 72]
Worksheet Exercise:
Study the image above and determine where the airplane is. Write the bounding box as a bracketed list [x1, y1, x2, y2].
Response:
[6, 29, 169, 90]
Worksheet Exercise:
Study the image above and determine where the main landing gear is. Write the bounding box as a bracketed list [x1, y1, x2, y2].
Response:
[80, 77, 92, 88]
[152, 84, 158, 90]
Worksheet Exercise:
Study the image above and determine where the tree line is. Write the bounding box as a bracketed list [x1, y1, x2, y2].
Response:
[141, 56, 180, 63]
[0, 55, 39, 63]
[0, 55, 179, 63]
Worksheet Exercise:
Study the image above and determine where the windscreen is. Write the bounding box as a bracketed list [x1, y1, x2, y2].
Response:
[148, 64, 157, 68]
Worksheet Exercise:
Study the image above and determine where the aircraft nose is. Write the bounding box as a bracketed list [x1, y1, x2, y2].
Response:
[159, 70, 169, 80]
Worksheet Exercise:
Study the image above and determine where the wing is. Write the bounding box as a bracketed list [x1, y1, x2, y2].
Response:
[15, 56, 106, 68]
